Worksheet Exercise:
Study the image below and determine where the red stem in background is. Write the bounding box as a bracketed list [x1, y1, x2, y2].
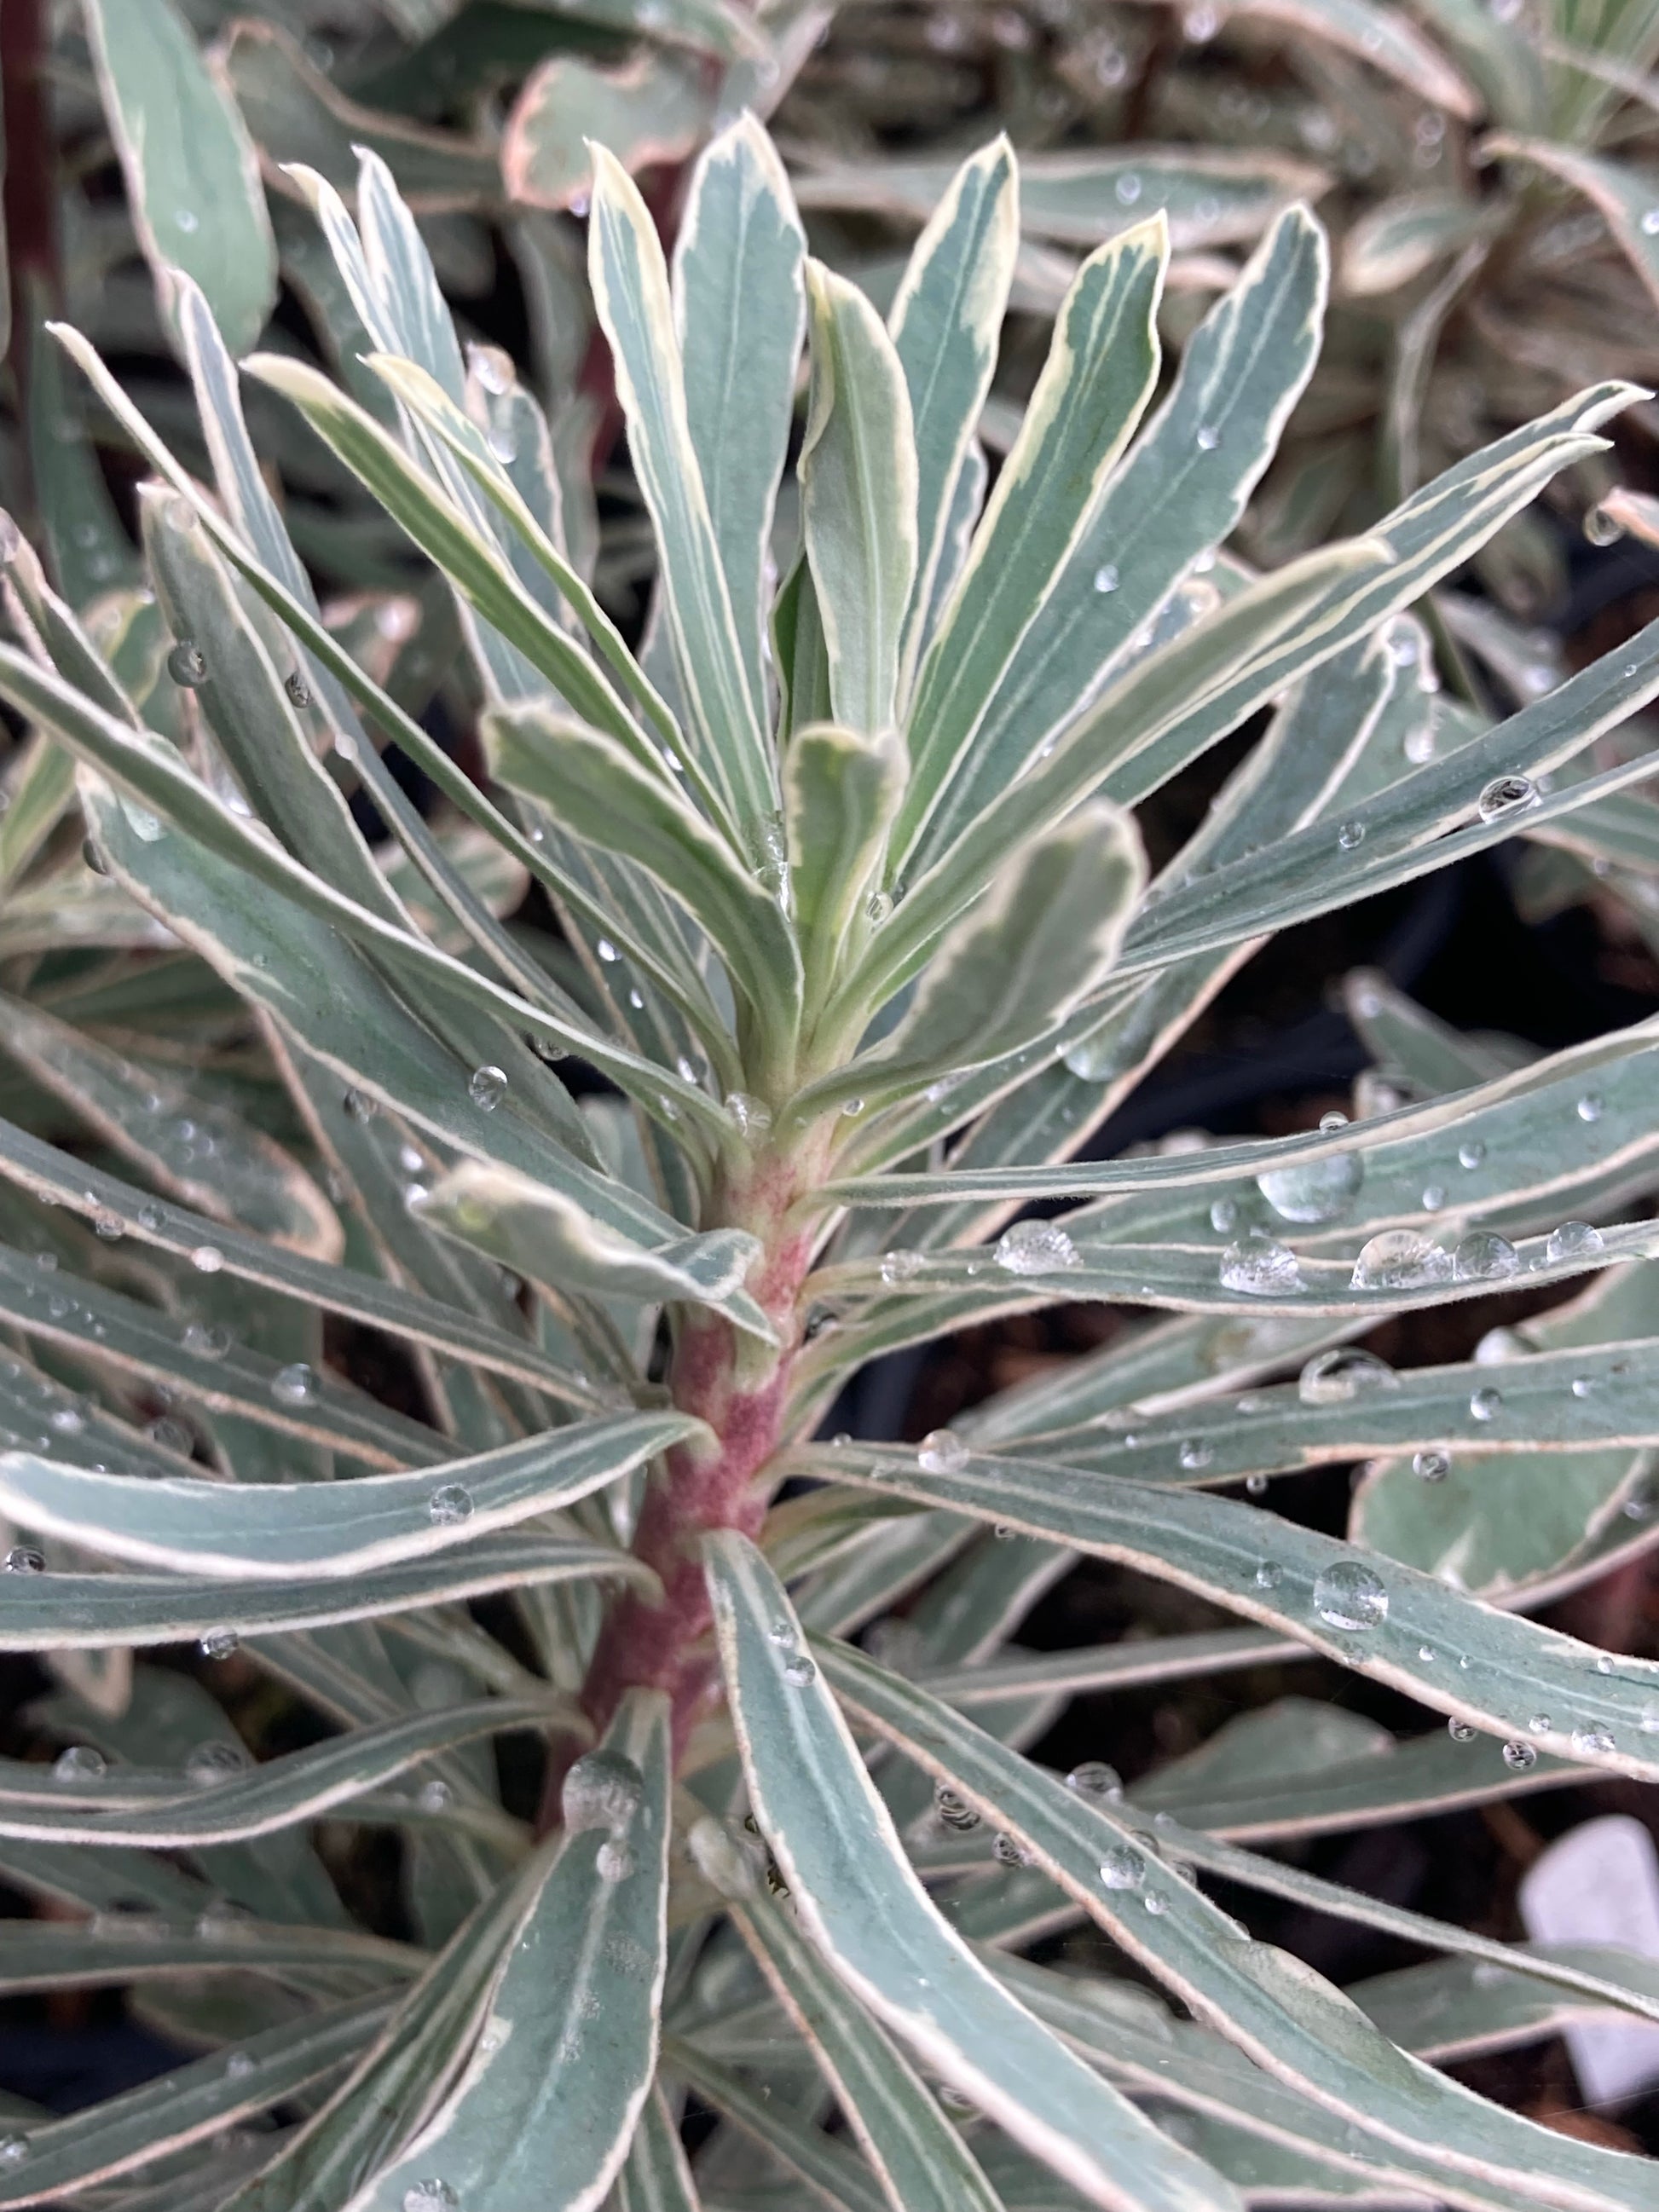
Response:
[3, 0, 58, 399]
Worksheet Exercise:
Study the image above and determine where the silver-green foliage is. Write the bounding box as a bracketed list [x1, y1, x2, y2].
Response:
[0, 116, 1656, 2212]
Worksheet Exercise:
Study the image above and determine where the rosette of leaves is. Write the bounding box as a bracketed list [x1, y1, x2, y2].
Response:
[781, 0, 1659, 619]
[0, 114, 1658, 2211]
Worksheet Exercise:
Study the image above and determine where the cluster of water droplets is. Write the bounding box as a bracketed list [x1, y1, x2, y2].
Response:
[561, 1746, 646, 1882]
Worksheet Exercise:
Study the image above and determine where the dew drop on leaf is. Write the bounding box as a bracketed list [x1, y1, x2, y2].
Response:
[1256, 1150, 1361, 1223]
[1177, 1437, 1213, 1470]
[1254, 1560, 1283, 1590]
[428, 1483, 474, 1527]
[1501, 1741, 1536, 1770]
[562, 1748, 644, 1834]
[1448, 1718, 1477, 1742]
[1469, 1386, 1502, 1422]
[4, 1547, 43, 1574]
[199, 1628, 239, 1661]
[1576, 1092, 1604, 1123]
[1065, 1761, 1123, 1800]
[54, 1745, 106, 1782]
[1218, 1229, 1304, 1295]
[182, 1321, 230, 1360]
[1099, 1845, 1144, 1891]
[1311, 1560, 1388, 1632]
[167, 639, 207, 688]
[783, 1655, 817, 1685]
[1458, 1139, 1485, 1169]
[185, 1741, 250, 1788]
[880, 1248, 924, 1286]
[1454, 1232, 1518, 1282]
[1298, 1348, 1397, 1405]
[1477, 775, 1537, 823]
[1338, 821, 1365, 851]
[1350, 1229, 1450, 1290]
[1546, 1220, 1604, 1263]
[0, 2135, 27, 2169]
[917, 1428, 968, 1475]
[402, 2186, 459, 2212]
[270, 1362, 316, 1406]
[994, 1220, 1078, 1274]
[190, 1245, 223, 1274]
[1092, 563, 1119, 593]
[1571, 1724, 1615, 1757]
[467, 1065, 507, 1112]
[1413, 1450, 1450, 1483]
[283, 672, 312, 710]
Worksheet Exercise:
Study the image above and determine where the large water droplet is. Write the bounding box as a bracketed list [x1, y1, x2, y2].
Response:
[190, 1245, 224, 1274]
[402, 2186, 459, 2212]
[428, 1482, 474, 1526]
[1218, 1229, 1304, 1296]
[935, 1783, 980, 1831]
[182, 1321, 229, 1360]
[270, 1361, 316, 1406]
[199, 1628, 240, 1661]
[4, 1546, 43, 1574]
[167, 639, 208, 688]
[0, 2134, 27, 2169]
[1448, 1717, 1477, 1742]
[783, 1655, 817, 1685]
[283, 672, 312, 711]
[1546, 1220, 1604, 1264]
[468, 1065, 507, 1112]
[1501, 1740, 1536, 1770]
[562, 1747, 645, 1834]
[994, 1221, 1078, 1274]
[1454, 1232, 1519, 1282]
[1413, 1449, 1450, 1483]
[1312, 1559, 1389, 1632]
[1350, 1230, 1450, 1291]
[1576, 1092, 1604, 1123]
[1477, 775, 1537, 823]
[1470, 1385, 1502, 1422]
[1571, 1724, 1615, 1758]
[1065, 1760, 1123, 1800]
[725, 1092, 772, 1140]
[1099, 1845, 1145, 1891]
[1256, 1151, 1362, 1224]
[185, 1741, 249, 1788]
[1298, 1347, 1398, 1406]
[918, 1428, 968, 1476]
[54, 1745, 107, 1782]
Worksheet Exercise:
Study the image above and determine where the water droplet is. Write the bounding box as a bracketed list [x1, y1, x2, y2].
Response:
[1244, 1472, 1269, 1495]
[1092, 563, 1119, 594]
[402, 2186, 459, 2212]
[1571, 1724, 1615, 1758]
[167, 639, 207, 688]
[1350, 1230, 1450, 1290]
[563, 1747, 644, 1834]
[487, 424, 517, 465]
[1255, 1560, 1283, 1589]
[4, 1546, 43, 1574]
[1501, 1740, 1536, 1770]
[416, 1777, 452, 1812]
[1576, 1092, 1604, 1123]
[783, 1655, 817, 1685]
[880, 1249, 925, 1287]
[595, 938, 620, 963]
[468, 1065, 507, 1112]
[1209, 1198, 1238, 1233]
[992, 1831, 1030, 1866]
[1196, 425, 1221, 451]
[1420, 1183, 1448, 1211]
[200, 1628, 240, 1660]
[1644, 207, 1659, 235]
[182, 1321, 230, 1360]
[54, 1745, 106, 1782]
[344, 1087, 377, 1123]
[1172, 1437, 1212, 1474]
[175, 206, 199, 234]
[1338, 820, 1365, 851]
[918, 1429, 968, 1476]
[190, 1245, 223, 1274]
[725, 1092, 772, 1140]
[596, 1838, 634, 1881]
[1528, 1712, 1552, 1735]
[1477, 775, 1538, 823]
[1448, 1718, 1477, 1742]
[271, 1362, 316, 1406]
[1585, 501, 1624, 546]
[1469, 1386, 1502, 1422]
[283, 672, 312, 710]
[865, 890, 893, 925]
[1460, 1137, 1488, 1170]
[1413, 1449, 1450, 1483]
[1454, 1231, 1519, 1282]
[0, 2134, 27, 2169]
[1218, 1229, 1304, 1295]
[48, 1405, 84, 1435]
[1298, 1347, 1397, 1405]
[841, 1096, 866, 1118]
[1256, 1151, 1362, 1223]
[1116, 171, 1142, 204]
[427, 1482, 474, 1527]
[186, 1741, 249, 1787]
[995, 1221, 1078, 1274]
[1066, 1760, 1123, 1800]
[1546, 1220, 1604, 1264]
[1312, 1559, 1389, 1632]
[1099, 1845, 1144, 1891]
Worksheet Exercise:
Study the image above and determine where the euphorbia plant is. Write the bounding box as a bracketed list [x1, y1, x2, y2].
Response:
[0, 113, 1657, 2212]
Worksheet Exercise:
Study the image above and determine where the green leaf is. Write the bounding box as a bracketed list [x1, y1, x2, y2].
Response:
[483, 702, 803, 1050]
[587, 143, 776, 843]
[1354, 1946, 1659, 2060]
[0, 1408, 697, 1577]
[614, 2085, 705, 2212]
[1341, 190, 1498, 296]
[83, 0, 277, 355]
[822, 1639, 1658, 2212]
[0, 1698, 542, 1847]
[731, 1886, 1009, 2212]
[1211, 0, 1478, 110]
[803, 800, 1145, 1114]
[893, 218, 1167, 869]
[0, 1992, 390, 2209]
[356, 1689, 671, 2212]
[664, 2037, 887, 2212]
[1484, 139, 1659, 316]
[784, 724, 910, 1014]
[503, 49, 712, 213]
[888, 138, 1019, 696]
[801, 1441, 1659, 1782]
[0, 1535, 650, 1652]
[908, 206, 1328, 875]
[673, 116, 806, 718]
[800, 262, 920, 733]
[704, 1529, 1243, 2212]
[0, 1915, 416, 1995]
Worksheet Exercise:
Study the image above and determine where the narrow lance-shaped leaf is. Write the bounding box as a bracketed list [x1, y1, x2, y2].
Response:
[0, 1408, 700, 1578]
[673, 115, 806, 717]
[352, 1689, 672, 2212]
[803, 1441, 1659, 1782]
[83, 0, 277, 355]
[785, 723, 910, 1014]
[889, 136, 1019, 697]
[704, 1528, 1244, 2212]
[800, 262, 920, 735]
